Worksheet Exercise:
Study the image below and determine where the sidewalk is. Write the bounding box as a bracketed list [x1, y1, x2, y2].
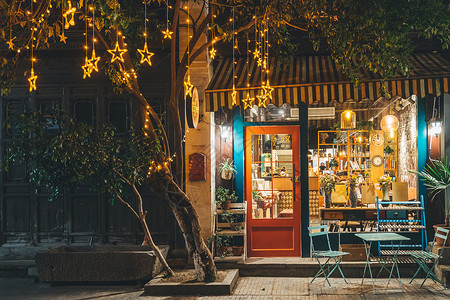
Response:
[0, 276, 449, 299]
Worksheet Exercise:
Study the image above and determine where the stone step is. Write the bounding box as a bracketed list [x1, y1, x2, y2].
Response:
[0, 260, 36, 278]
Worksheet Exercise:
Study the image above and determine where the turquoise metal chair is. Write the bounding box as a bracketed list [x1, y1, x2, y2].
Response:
[309, 225, 349, 287]
[409, 226, 450, 289]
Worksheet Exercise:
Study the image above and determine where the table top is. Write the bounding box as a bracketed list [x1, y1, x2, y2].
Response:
[355, 232, 410, 242]
[320, 207, 377, 211]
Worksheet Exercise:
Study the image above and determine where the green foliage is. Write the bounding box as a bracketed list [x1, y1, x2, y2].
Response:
[217, 158, 237, 174]
[215, 186, 238, 207]
[411, 159, 450, 201]
[384, 145, 394, 155]
[329, 158, 339, 168]
[3, 107, 164, 203]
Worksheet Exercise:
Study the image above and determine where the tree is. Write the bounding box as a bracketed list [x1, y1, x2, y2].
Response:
[0, 0, 449, 282]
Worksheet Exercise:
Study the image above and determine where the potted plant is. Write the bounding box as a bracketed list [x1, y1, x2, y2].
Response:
[347, 175, 358, 208]
[221, 212, 243, 231]
[208, 235, 232, 259]
[378, 174, 392, 202]
[329, 158, 339, 170]
[319, 175, 336, 208]
[218, 158, 237, 180]
[231, 245, 244, 256]
[215, 186, 238, 210]
[411, 159, 450, 246]
[384, 145, 394, 156]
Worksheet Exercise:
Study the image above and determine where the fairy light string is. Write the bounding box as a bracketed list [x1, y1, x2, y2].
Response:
[89, 3, 100, 72]
[82, 0, 93, 79]
[162, 0, 173, 39]
[231, 6, 237, 106]
[209, 4, 216, 59]
[59, 2, 67, 43]
[138, 0, 154, 66]
[183, 4, 194, 97]
[242, 29, 254, 109]
[28, 0, 37, 92]
[107, 4, 127, 63]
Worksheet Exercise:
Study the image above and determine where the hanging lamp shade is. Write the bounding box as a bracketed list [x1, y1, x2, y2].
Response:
[341, 110, 356, 129]
[380, 114, 399, 131]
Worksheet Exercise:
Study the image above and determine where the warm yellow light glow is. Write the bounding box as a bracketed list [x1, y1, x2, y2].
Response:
[341, 110, 356, 129]
[380, 114, 399, 131]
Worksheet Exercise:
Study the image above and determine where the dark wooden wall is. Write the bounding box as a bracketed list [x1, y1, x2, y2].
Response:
[0, 50, 178, 247]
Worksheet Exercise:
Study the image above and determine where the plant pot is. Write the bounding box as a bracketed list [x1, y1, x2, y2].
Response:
[324, 191, 332, 208]
[433, 225, 450, 246]
[231, 246, 244, 256]
[221, 169, 234, 180]
[230, 222, 243, 231]
[216, 246, 228, 257]
[223, 200, 231, 210]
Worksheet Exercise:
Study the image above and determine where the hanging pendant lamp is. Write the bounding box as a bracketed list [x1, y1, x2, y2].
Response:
[380, 114, 399, 132]
[341, 110, 356, 129]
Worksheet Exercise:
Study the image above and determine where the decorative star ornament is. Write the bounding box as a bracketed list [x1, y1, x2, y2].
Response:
[209, 47, 217, 60]
[63, 1, 76, 29]
[7, 37, 16, 50]
[162, 28, 173, 39]
[82, 57, 93, 79]
[253, 48, 260, 60]
[28, 68, 37, 92]
[256, 92, 267, 108]
[137, 42, 154, 66]
[184, 75, 194, 97]
[89, 49, 100, 72]
[108, 41, 128, 63]
[262, 80, 274, 101]
[257, 57, 262, 67]
[242, 92, 255, 110]
[59, 33, 67, 43]
[231, 85, 238, 106]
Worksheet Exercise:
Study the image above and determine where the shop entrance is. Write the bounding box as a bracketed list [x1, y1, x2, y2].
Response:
[245, 126, 301, 257]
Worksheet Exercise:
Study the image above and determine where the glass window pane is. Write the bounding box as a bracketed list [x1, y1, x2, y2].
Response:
[6, 102, 24, 135]
[74, 101, 95, 126]
[108, 101, 128, 133]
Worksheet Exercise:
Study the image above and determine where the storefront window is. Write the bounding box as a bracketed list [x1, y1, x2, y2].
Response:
[251, 133, 294, 219]
[244, 104, 298, 122]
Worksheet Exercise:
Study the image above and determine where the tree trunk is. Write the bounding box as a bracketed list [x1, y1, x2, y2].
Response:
[160, 179, 217, 282]
[140, 217, 175, 277]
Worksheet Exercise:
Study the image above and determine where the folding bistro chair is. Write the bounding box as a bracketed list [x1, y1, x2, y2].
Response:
[409, 227, 450, 289]
[308, 225, 349, 287]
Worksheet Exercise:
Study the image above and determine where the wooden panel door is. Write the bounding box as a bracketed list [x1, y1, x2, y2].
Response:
[245, 126, 301, 257]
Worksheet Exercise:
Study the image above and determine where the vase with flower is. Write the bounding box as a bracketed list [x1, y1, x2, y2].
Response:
[320, 174, 336, 208]
[347, 175, 358, 208]
[378, 174, 392, 204]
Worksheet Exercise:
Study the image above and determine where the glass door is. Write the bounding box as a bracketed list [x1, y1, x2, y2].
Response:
[245, 126, 301, 257]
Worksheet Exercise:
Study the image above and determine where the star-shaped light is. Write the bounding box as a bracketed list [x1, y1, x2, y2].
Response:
[107, 41, 128, 63]
[242, 92, 255, 110]
[209, 47, 217, 60]
[184, 75, 194, 97]
[257, 57, 262, 67]
[63, 1, 76, 29]
[137, 42, 154, 66]
[262, 80, 274, 101]
[7, 37, 16, 50]
[253, 48, 260, 59]
[231, 86, 238, 106]
[162, 27, 173, 39]
[28, 68, 37, 92]
[59, 33, 67, 44]
[89, 49, 100, 72]
[82, 57, 93, 79]
[256, 92, 267, 108]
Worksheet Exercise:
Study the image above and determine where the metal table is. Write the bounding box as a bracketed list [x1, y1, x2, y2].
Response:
[355, 232, 410, 294]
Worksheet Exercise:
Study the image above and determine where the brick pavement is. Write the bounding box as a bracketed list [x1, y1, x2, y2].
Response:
[0, 276, 449, 300]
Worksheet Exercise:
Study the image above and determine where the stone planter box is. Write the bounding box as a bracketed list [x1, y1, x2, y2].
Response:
[35, 245, 169, 283]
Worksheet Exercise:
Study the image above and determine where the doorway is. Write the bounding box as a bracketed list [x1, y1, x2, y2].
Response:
[245, 126, 301, 257]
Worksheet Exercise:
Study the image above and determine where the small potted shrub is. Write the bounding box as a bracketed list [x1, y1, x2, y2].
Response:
[231, 245, 244, 256]
[218, 158, 237, 180]
[221, 212, 243, 231]
[215, 186, 238, 210]
[208, 235, 232, 259]
[384, 145, 394, 156]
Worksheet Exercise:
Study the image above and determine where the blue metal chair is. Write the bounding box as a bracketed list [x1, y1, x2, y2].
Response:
[309, 225, 349, 287]
[409, 226, 450, 289]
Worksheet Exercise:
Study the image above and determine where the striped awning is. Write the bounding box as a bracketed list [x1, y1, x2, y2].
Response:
[205, 53, 450, 111]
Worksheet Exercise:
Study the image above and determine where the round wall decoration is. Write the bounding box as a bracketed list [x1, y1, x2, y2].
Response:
[186, 87, 199, 129]
[371, 133, 384, 147]
[372, 155, 384, 167]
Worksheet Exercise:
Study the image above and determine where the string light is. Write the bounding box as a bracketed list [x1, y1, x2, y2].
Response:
[89, 4, 100, 72]
[184, 5, 194, 97]
[28, 0, 37, 92]
[107, 5, 127, 63]
[7, 12, 15, 50]
[231, 7, 238, 106]
[82, 2, 93, 79]
[209, 5, 216, 60]
[162, 1, 173, 39]
[63, 0, 76, 29]
[242, 31, 254, 109]
[137, 0, 154, 66]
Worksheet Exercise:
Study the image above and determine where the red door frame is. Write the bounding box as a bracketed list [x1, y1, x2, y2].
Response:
[245, 126, 301, 257]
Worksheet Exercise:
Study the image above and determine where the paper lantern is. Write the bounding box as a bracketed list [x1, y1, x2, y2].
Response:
[340, 110, 356, 129]
[380, 114, 399, 132]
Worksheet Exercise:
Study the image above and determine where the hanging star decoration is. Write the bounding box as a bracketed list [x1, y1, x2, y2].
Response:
[138, 42, 154, 66]
[256, 91, 267, 108]
[89, 49, 100, 72]
[28, 68, 37, 92]
[108, 41, 127, 63]
[242, 92, 255, 110]
[59, 32, 67, 43]
[7, 37, 16, 50]
[63, 0, 76, 29]
[82, 57, 93, 79]
[262, 79, 274, 101]
[162, 27, 173, 39]
[184, 75, 194, 97]
[231, 85, 238, 106]
[253, 48, 260, 60]
[209, 47, 217, 60]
